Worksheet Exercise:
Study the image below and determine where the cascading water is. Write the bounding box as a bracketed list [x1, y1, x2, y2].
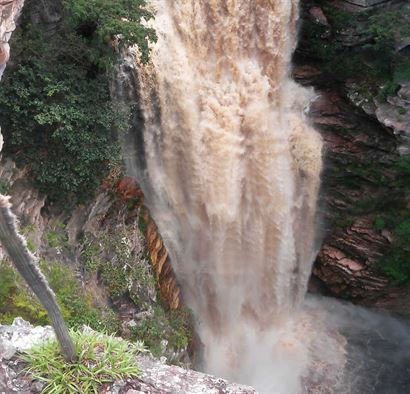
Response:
[115, 1, 410, 393]
[119, 0, 336, 392]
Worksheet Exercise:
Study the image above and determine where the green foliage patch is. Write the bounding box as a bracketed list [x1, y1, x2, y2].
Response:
[375, 215, 410, 284]
[0, 180, 10, 195]
[131, 307, 191, 358]
[0, 0, 155, 206]
[299, 5, 410, 94]
[64, 0, 156, 65]
[81, 230, 155, 302]
[81, 230, 191, 358]
[0, 260, 120, 333]
[23, 330, 144, 394]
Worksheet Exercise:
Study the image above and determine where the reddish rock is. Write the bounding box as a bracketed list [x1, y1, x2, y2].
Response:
[0, 0, 24, 79]
[0, 42, 9, 64]
[309, 7, 329, 26]
[144, 210, 182, 310]
[314, 217, 393, 301]
[116, 176, 143, 204]
[293, 65, 321, 83]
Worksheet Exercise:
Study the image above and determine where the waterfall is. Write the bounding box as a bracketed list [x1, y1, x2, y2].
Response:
[120, 1, 342, 392]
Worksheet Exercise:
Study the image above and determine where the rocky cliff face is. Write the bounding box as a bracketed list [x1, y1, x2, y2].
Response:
[0, 0, 24, 154]
[110, 52, 183, 313]
[0, 0, 23, 80]
[298, 0, 410, 314]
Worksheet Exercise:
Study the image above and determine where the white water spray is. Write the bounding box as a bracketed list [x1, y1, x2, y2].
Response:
[121, 1, 345, 392]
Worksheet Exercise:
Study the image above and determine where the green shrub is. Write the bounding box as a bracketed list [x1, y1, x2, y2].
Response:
[132, 307, 191, 357]
[375, 217, 410, 284]
[138, 211, 147, 234]
[0, 262, 48, 325]
[0, 0, 156, 206]
[23, 330, 144, 394]
[0, 260, 120, 332]
[394, 64, 410, 84]
[379, 81, 400, 100]
[0, 263, 17, 306]
[0, 180, 10, 195]
[373, 217, 386, 231]
[395, 220, 410, 244]
[100, 262, 129, 298]
[81, 237, 102, 273]
[0, 27, 121, 205]
[377, 252, 410, 284]
[63, 0, 156, 64]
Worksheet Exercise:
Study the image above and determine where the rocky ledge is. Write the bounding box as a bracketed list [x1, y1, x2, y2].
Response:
[0, 0, 24, 80]
[0, 318, 256, 394]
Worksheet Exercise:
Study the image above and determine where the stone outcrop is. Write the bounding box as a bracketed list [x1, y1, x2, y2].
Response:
[144, 211, 181, 310]
[0, 0, 24, 153]
[0, 319, 256, 394]
[347, 81, 410, 154]
[0, 0, 24, 80]
[297, 1, 410, 314]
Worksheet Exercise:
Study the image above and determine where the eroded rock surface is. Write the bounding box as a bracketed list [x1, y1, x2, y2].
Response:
[297, 1, 410, 314]
[0, 0, 24, 79]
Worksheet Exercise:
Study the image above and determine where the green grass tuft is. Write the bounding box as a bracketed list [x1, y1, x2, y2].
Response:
[23, 330, 145, 394]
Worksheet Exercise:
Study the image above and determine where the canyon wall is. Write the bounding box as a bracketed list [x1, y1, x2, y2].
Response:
[298, 0, 410, 314]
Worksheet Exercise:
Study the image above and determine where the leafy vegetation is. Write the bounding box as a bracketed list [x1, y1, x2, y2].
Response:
[378, 251, 409, 284]
[0, 259, 120, 333]
[23, 330, 144, 394]
[81, 230, 192, 357]
[64, 0, 156, 65]
[0, 0, 155, 206]
[373, 217, 386, 231]
[374, 216, 410, 284]
[0, 180, 10, 195]
[131, 307, 191, 358]
[299, 5, 410, 95]
[43, 220, 68, 249]
[82, 230, 155, 301]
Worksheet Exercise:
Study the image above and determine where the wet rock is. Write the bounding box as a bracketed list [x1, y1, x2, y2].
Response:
[144, 212, 182, 310]
[293, 65, 322, 85]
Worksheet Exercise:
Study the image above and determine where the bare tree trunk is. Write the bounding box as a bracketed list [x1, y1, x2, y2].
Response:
[0, 0, 75, 362]
[0, 195, 76, 362]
